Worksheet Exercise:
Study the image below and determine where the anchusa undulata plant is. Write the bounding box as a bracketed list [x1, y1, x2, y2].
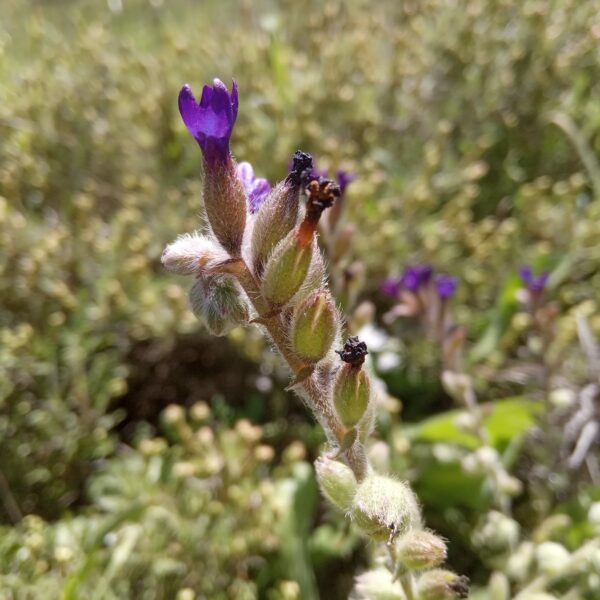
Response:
[383, 265, 462, 371]
[163, 78, 468, 599]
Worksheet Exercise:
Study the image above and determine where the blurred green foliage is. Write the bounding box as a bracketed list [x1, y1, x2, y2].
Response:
[1, 0, 600, 597]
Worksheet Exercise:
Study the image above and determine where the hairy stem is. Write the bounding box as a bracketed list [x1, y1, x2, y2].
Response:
[234, 259, 369, 480]
[399, 572, 416, 600]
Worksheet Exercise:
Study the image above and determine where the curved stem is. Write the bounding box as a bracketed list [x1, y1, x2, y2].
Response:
[233, 259, 369, 481]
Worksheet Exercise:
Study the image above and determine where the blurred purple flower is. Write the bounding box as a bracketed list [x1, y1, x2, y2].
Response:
[178, 79, 238, 164]
[436, 274, 458, 299]
[381, 276, 403, 298]
[237, 162, 271, 213]
[336, 169, 356, 195]
[519, 266, 550, 293]
[401, 265, 433, 292]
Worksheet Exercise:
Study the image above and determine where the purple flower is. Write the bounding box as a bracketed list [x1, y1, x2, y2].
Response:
[178, 79, 238, 164]
[435, 274, 458, 299]
[335, 169, 356, 195]
[519, 266, 550, 293]
[237, 162, 271, 213]
[381, 276, 403, 298]
[401, 265, 433, 292]
[311, 166, 329, 180]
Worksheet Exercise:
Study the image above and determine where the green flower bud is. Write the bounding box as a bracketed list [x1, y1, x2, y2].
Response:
[333, 337, 370, 428]
[472, 511, 519, 555]
[396, 530, 447, 571]
[350, 474, 421, 541]
[535, 542, 570, 576]
[506, 541, 535, 582]
[291, 291, 338, 364]
[416, 569, 470, 600]
[261, 231, 313, 307]
[251, 178, 301, 274]
[315, 456, 357, 511]
[533, 514, 571, 543]
[189, 275, 249, 336]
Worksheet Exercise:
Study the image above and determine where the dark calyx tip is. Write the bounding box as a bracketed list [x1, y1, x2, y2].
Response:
[305, 177, 341, 217]
[287, 150, 313, 185]
[335, 336, 368, 366]
[450, 576, 470, 598]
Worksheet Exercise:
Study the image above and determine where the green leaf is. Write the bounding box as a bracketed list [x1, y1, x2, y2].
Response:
[410, 397, 541, 451]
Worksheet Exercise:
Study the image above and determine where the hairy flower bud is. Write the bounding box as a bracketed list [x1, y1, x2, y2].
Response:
[315, 456, 357, 512]
[333, 337, 370, 428]
[203, 158, 247, 256]
[261, 231, 313, 307]
[161, 232, 229, 275]
[250, 151, 312, 274]
[189, 275, 249, 336]
[535, 542, 570, 576]
[291, 291, 338, 364]
[350, 474, 421, 541]
[353, 569, 405, 600]
[395, 530, 447, 571]
[416, 570, 470, 600]
[473, 511, 520, 555]
[178, 80, 246, 256]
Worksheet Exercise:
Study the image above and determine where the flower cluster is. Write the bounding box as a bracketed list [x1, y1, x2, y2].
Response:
[383, 264, 462, 371]
[163, 79, 468, 600]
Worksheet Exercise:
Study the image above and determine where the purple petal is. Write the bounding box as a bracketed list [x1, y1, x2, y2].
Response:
[248, 178, 271, 213]
[519, 265, 534, 286]
[519, 265, 549, 293]
[178, 79, 238, 163]
[237, 161, 255, 186]
[381, 277, 402, 298]
[436, 274, 458, 299]
[401, 265, 433, 292]
[336, 169, 356, 195]
[237, 161, 271, 213]
[231, 80, 239, 122]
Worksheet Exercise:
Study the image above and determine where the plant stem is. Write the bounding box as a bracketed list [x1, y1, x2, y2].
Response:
[233, 259, 369, 481]
[399, 572, 416, 600]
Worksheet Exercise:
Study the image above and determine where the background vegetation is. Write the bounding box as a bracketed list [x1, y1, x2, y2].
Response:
[1, 0, 599, 598]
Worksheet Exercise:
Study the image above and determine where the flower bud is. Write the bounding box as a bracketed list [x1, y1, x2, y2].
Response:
[395, 530, 447, 571]
[250, 151, 312, 274]
[506, 541, 535, 581]
[291, 291, 338, 364]
[533, 514, 571, 543]
[261, 231, 313, 307]
[178, 80, 246, 256]
[350, 474, 421, 541]
[489, 571, 510, 600]
[203, 156, 247, 257]
[333, 337, 370, 428]
[315, 456, 357, 512]
[472, 511, 520, 555]
[161, 233, 228, 275]
[189, 275, 249, 336]
[535, 542, 570, 576]
[353, 568, 405, 600]
[416, 570, 470, 600]
[292, 249, 327, 307]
